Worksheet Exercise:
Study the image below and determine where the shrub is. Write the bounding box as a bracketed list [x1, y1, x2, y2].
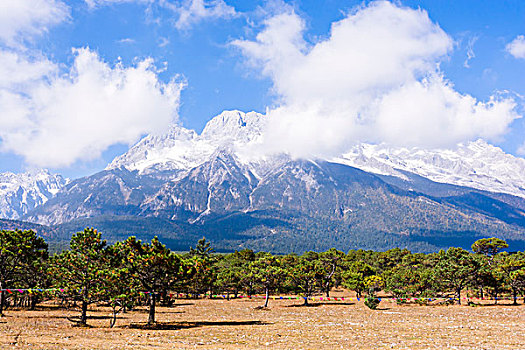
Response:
[364, 297, 380, 309]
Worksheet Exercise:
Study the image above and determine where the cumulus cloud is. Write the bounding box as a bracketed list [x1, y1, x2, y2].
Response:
[0, 0, 69, 47]
[0, 48, 184, 168]
[233, 1, 520, 158]
[506, 35, 525, 59]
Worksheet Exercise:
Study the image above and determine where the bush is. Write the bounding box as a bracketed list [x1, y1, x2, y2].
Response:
[364, 297, 380, 310]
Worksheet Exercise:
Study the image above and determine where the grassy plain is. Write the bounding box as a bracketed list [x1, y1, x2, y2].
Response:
[0, 295, 523, 349]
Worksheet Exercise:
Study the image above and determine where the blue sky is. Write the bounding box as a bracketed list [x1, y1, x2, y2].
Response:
[0, 0, 524, 178]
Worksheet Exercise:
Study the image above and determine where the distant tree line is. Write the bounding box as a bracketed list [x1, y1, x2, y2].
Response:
[0, 229, 524, 326]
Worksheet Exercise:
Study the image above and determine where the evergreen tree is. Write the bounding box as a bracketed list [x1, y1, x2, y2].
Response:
[434, 247, 478, 305]
[123, 236, 191, 325]
[50, 228, 109, 325]
[497, 252, 525, 305]
[341, 260, 376, 298]
[284, 252, 325, 305]
[250, 253, 284, 307]
[471, 238, 508, 263]
[318, 248, 345, 297]
[187, 238, 217, 297]
[0, 229, 48, 316]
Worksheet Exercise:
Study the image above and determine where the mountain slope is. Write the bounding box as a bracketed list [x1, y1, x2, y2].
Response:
[141, 150, 258, 222]
[25, 168, 165, 226]
[19, 110, 525, 253]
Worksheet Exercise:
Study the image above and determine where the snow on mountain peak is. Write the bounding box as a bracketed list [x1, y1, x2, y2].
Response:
[334, 139, 525, 198]
[0, 170, 68, 219]
[201, 110, 266, 141]
[108, 109, 525, 199]
[107, 110, 266, 174]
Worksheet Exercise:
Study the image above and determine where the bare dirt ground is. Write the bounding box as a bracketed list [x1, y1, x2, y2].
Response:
[0, 295, 524, 349]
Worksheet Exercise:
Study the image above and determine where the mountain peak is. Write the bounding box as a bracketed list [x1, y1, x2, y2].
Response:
[201, 110, 266, 141]
[107, 110, 266, 174]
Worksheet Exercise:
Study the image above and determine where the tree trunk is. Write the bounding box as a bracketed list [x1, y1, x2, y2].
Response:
[0, 281, 4, 317]
[110, 302, 121, 328]
[456, 287, 461, 305]
[512, 287, 518, 305]
[110, 310, 118, 328]
[30, 295, 38, 310]
[80, 299, 88, 325]
[264, 287, 269, 308]
[325, 283, 330, 297]
[148, 292, 156, 325]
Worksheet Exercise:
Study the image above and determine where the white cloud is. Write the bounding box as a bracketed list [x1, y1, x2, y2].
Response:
[518, 143, 525, 156]
[165, 0, 237, 30]
[84, 0, 237, 30]
[463, 36, 477, 68]
[0, 0, 69, 47]
[0, 50, 57, 88]
[117, 38, 136, 44]
[158, 37, 170, 47]
[84, 0, 153, 9]
[506, 35, 525, 59]
[0, 48, 184, 168]
[233, 1, 521, 158]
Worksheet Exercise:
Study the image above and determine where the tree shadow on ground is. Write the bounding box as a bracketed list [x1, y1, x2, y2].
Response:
[32, 304, 69, 311]
[128, 320, 269, 330]
[466, 302, 524, 307]
[168, 303, 195, 307]
[285, 302, 356, 307]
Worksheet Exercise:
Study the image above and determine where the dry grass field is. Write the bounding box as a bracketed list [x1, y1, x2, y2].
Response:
[0, 295, 524, 349]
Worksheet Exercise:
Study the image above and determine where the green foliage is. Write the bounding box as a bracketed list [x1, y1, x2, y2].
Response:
[318, 248, 345, 297]
[383, 253, 435, 298]
[122, 236, 192, 324]
[0, 229, 48, 315]
[250, 253, 285, 307]
[215, 249, 256, 298]
[190, 238, 214, 258]
[364, 297, 380, 310]
[3, 227, 525, 321]
[284, 252, 326, 305]
[186, 238, 216, 297]
[434, 247, 479, 304]
[472, 238, 508, 259]
[49, 228, 109, 325]
[341, 260, 376, 298]
[496, 252, 525, 304]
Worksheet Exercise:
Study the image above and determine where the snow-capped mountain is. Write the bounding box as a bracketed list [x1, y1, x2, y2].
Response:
[0, 170, 67, 220]
[333, 140, 525, 199]
[108, 109, 525, 199]
[108, 110, 266, 176]
[22, 110, 525, 252]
